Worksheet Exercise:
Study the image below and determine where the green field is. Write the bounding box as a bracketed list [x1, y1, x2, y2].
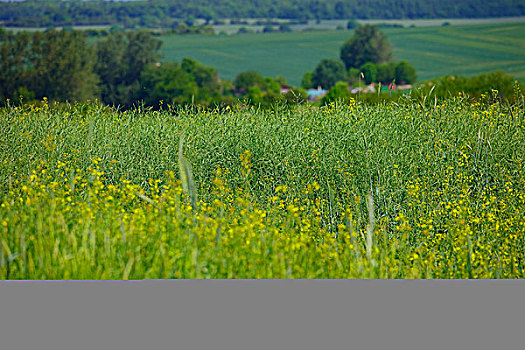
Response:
[210, 16, 525, 34]
[160, 22, 525, 86]
[1, 94, 524, 279]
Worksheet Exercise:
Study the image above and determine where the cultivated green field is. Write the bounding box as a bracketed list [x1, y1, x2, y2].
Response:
[1, 93, 524, 279]
[160, 22, 525, 85]
[210, 16, 525, 34]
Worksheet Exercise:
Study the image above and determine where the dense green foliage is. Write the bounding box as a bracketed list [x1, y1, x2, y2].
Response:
[359, 63, 378, 84]
[311, 58, 347, 89]
[0, 28, 246, 108]
[340, 25, 392, 70]
[1, 0, 524, 28]
[234, 71, 267, 92]
[0, 29, 162, 106]
[312, 25, 415, 89]
[321, 81, 351, 104]
[0, 24, 522, 109]
[95, 30, 162, 107]
[347, 60, 417, 85]
[419, 71, 521, 101]
[1, 94, 524, 278]
[301, 71, 314, 89]
[142, 58, 224, 107]
[0, 29, 98, 102]
[395, 61, 418, 85]
[377, 62, 396, 84]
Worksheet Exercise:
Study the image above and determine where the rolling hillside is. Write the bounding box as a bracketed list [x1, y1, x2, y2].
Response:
[160, 22, 525, 85]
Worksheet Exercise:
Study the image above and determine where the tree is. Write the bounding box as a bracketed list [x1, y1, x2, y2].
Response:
[394, 61, 417, 84]
[95, 30, 161, 107]
[184, 16, 196, 27]
[376, 62, 396, 84]
[181, 57, 221, 104]
[264, 77, 281, 94]
[245, 86, 264, 104]
[360, 62, 377, 84]
[234, 71, 265, 93]
[340, 24, 392, 70]
[311, 59, 347, 90]
[1, 1, 525, 29]
[140, 62, 198, 106]
[347, 19, 359, 30]
[275, 75, 289, 86]
[1, 29, 98, 103]
[0, 32, 32, 101]
[198, 8, 215, 24]
[301, 71, 313, 89]
[28, 30, 99, 101]
[237, 27, 252, 34]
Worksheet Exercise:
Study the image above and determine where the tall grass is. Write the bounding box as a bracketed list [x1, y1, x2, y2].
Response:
[1, 93, 524, 278]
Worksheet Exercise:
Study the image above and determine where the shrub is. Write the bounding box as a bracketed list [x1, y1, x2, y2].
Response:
[321, 81, 351, 105]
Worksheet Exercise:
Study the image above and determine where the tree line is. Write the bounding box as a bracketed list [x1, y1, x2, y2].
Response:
[1, 0, 524, 28]
[1, 26, 520, 109]
[0, 28, 307, 108]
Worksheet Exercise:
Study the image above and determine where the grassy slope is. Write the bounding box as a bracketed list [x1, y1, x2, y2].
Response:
[160, 22, 525, 85]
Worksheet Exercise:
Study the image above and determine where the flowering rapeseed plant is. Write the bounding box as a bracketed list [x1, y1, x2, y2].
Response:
[0, 95, 524, 279]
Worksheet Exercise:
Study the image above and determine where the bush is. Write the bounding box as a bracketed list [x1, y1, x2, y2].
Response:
[321, 81, 351, 105]
[284, 87, 308, 104]
[420, 71, 521, 102]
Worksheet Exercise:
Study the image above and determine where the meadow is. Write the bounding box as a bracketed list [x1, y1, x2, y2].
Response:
[1, 89, 524, 279]
[160, 21, 525, 86]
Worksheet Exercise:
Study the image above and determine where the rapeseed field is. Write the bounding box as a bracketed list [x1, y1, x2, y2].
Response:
[1, 91, 524, 279]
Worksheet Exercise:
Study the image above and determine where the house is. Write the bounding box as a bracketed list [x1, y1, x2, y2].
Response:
[379, 83, 413, 92]
[351, 84, 376, 94]
[280, 85, 292, 94]
[397, 84, 412, 90]
[307, 86, 327, 101]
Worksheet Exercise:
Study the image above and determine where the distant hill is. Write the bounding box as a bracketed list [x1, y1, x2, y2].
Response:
[1, 0, 525, 28]
[158, 22, 525, 86]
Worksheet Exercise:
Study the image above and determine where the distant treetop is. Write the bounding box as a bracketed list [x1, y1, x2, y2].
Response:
[340, 25, 392, 70]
